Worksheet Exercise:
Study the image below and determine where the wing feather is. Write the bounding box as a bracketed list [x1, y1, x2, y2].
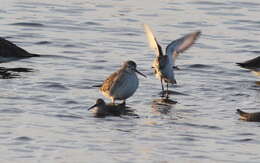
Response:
[100, 71, 119, 93]
[143, 24, 163, 57]
[166, 31, 201, 61]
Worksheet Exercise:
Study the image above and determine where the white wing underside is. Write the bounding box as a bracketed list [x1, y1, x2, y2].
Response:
[166, 31, 201, 65]
[143, 24, 161, 57]
[144, 23, 201, 67]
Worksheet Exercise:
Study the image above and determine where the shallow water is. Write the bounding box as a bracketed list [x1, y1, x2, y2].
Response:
[1, 0, 260, 162]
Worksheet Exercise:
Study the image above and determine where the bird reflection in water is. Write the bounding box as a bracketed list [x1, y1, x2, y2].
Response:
[152, 98, 177, 115]
[0, 67, 34, 79]
[0, 37, 38, 79]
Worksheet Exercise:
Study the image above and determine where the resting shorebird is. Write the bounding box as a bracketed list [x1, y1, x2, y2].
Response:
[100, 60, 146, 104]
[237, 109, 260, 122]
[0, 37, 39, 63]
[88, 98, 126, 117]
[236, 56, 260, 76]
[143, 24, 201, 97]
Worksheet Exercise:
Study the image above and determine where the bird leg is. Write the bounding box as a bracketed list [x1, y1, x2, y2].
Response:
[112, 98, 115, 105]
[122, 100, 126, 106]
[166, 82, 169, 99]
[160, 78, 165, 97]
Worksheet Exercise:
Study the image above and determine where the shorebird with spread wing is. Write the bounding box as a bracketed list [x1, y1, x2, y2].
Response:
[143, 24, 201, 98]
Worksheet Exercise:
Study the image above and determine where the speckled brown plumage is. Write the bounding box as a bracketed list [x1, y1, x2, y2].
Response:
[99, 61, 145, 103]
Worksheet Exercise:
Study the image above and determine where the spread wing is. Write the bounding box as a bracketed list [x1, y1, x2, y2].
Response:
[166, 31, 201, 64]
[143, 24, 163, 57]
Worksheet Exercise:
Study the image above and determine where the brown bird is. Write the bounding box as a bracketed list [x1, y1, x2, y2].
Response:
[88, 98, 129, 117]
[237, 109, 260, 122]
[100, 60, 146, 104]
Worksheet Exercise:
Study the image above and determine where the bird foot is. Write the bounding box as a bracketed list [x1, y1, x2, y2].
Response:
[159, 90, 170, 98]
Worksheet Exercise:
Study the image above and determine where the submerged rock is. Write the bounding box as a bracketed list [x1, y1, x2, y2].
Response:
[153, 98, 178, 105]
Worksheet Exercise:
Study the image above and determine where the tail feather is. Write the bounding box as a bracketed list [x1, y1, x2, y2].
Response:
[29, 53, 40, 57]
[237, 109, 249, 120]
[236, 63, 245, 68]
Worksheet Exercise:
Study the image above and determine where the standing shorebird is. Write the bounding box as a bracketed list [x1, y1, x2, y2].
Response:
[236, 56, 260, 76]
[100, 60, 146, 104]
[143, 24, 201, 97]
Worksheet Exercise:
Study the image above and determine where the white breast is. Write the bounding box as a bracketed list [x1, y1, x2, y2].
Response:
[162, 62, 175, 82]
[112, 72, 139, 100]
[152, 57, 175, 82]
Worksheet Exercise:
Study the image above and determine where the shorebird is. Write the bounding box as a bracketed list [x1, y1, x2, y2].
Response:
[88, 98, 127, 117]
[236, 56, 260, 76]
[0, 37, 39, 63]
[143, 24, 201, 97]
[237, 109, 260, 122]
[100, 60, 146, 104]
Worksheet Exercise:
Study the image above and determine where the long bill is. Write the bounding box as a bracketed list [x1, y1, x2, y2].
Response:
[88, 104, 97, 110]
[135, 69, 147, 78]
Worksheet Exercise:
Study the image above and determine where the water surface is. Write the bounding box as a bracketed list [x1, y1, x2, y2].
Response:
[1, 0, 260, 162]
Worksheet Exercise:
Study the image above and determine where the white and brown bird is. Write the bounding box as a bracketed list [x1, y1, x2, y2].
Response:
[236, 56, 260, 76]
[100, 60, 146, 104]
[143, 24, 201, 98]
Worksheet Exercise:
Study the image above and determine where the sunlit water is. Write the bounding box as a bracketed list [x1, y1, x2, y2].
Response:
[1, 0, 260, 162]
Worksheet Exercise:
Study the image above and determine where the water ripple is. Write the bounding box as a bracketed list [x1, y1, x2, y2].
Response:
[14, 136, 33, 141]
[10, 22, 45, 27]
[39, 82, 69, 90]
[0, 108, 24, 114]
[1, 0, 260, 162]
